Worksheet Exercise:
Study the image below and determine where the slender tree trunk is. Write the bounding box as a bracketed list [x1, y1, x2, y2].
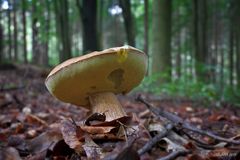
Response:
[176, 5, 181, 79]
[22, 0, 27, 63]
[97, 0, 103, 50]
[144, 0, 149, 54]
[237, 35, 240, 88]
[144, 0, 149, 74]
[38, 0, 50, 66]
[7, 0, 12, 60]
[77, 0, 99, 53]
[119, 0, 135, 47]
[151, 0, 172, 83]
[0, 17, 3, 63]
[229, 24, 234, 87]
[32, 0, 38, 64]
[213, 0, 219, 84]
[54, 0, 72, 62]
[13, 0, 18, 61]
[44, 0, 50, 66]
[234, 0, 240, 89]
[193, 0, 208, 82]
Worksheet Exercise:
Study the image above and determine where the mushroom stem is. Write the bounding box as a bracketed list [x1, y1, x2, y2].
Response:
[89, 92, 127, 122]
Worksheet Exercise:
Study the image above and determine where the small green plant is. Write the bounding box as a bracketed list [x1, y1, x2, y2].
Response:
[136, 72, 240, 106]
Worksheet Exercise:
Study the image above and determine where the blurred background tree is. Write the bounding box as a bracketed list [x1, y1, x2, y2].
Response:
[0, 0, 240, 104]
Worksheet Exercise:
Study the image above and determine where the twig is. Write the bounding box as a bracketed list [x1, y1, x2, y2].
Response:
[181, 129, 217, 150]
[157, 150, 190, 160]
[136, 95, 240, 145]
[138, 123, 174, 156]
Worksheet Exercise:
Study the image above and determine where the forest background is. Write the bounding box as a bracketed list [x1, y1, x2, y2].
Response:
[0, 0, 240, 105]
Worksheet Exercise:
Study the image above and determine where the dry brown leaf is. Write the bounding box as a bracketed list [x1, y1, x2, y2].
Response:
[80, 125, 116, 134]
[28, 129, 62, 154]
[25, 114, 48, 126]
[0, 147, 22, 160]
[60, 119, 84, 153]
[109, 140, 140, 160]
[83, 134, 104, 160]
[90, 116, 132, 126]
[88, 133, 125, 141]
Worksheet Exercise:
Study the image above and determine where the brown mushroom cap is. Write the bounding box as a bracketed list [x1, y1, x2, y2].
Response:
[45, 46, 147, 108]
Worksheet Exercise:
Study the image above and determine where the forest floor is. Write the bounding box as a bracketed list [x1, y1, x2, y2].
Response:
[0, 65, 240, 160]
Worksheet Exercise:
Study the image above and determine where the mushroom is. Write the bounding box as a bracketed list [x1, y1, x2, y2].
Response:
[45, 46, 147, 123]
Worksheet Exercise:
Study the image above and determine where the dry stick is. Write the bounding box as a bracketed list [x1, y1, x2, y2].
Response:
[157, 150, 190, 160]
[138, 123, 174, 156]
[181, 129, 217, 150]
[136, 96, 240, 145]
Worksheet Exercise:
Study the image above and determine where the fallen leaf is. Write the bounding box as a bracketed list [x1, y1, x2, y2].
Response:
[28, 129, 62, 154]
[80, 126, 116, 134]
[0, 147, 22, 160]
[52, 140, 75, 157]
[103, 139, 139, 160]
[83, 134, 104, 159]
[85, 133, 125, 141]
[60, 119, 84, 153]
[8, 135, 29, 156]
[25, 114, 48, 126]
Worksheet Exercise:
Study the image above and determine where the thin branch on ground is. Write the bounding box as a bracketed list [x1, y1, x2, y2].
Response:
[136, 95, 240, 145]
[138, 123, 174, 156]
[181, 129, 218, 150]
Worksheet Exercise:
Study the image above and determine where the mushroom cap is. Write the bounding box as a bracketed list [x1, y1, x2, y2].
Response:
[45, 46, 147, 108]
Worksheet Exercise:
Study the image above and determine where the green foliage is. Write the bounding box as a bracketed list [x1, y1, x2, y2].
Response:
[137, 72, 240, 105]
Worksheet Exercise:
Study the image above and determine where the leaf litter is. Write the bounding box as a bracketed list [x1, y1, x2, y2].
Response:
[0, 68, 240, 159]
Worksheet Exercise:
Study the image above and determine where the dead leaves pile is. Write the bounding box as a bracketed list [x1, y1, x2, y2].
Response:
[0, 69, 240, 160]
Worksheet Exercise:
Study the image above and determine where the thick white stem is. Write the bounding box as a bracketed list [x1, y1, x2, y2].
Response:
[89, 92, 127, 122]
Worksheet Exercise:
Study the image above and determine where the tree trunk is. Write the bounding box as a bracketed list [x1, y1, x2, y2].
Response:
[193, 0, 208, 82]
[144, 0, 149, 74]
[229, 23, 234, 87]
[151, 0, 172, 83]
[77, 0, 99, 53]
[176, 5, 181, 79]
[54, 0, 72, 62]
[0, 17, 3, 63]
[7, 0, 12, 60]
[22, 0, 28, 63]
[212, 0, 219, 84]
[97, 0, 103, 50]
[119, 0, 135, 47]
[38, 0, 50, 66]
[13, 0, 18, 61]
[32, 0, 39, 64]
[232, 0, 240, 88]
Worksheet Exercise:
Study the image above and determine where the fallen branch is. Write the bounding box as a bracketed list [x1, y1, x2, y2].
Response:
[181, 129, 218, 150]
[136, 95, 240, 145]
[157, 150, 190, 160]
[138, 123, 174, 156]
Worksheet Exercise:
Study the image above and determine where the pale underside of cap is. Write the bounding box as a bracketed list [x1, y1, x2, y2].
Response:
[45, 46, 147, 108]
